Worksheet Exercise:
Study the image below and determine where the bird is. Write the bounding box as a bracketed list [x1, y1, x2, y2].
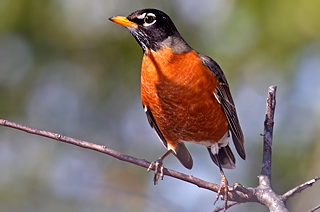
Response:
[109, 8, 245, 207]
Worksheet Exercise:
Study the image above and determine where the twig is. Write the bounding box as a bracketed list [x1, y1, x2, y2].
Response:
[0, 118, 255, 205]
[212, 201, 238, 212]
[0, 118, 246, 200]
[259, 85, 277, 180]
[309, 204, 320, 212]
[255, 86, 289, 212]
[282, 176, 320, 201]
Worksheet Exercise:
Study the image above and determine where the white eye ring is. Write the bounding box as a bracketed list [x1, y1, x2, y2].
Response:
[143, 13, 156, 26]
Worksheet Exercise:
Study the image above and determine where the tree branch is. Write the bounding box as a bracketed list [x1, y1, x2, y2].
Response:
[309, 203, 320, 212]
[212, 201, 238, 212]
[0, 119, 219, 191]
[0, 85, 319, 211]
[255, 86, 288, 212]
[0, 118, 254, 203]
[260, 85, 277, 181]
[282, 176, 320, 202]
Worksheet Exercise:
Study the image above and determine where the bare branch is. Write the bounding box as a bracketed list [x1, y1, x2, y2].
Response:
[212, 201, 238, 212]
[0, 118, 250, 203]
[259, 85, 277, 181]
[255, 86, 289, 212]
[282, 176, 320, 201]
[309, 203, 320, 212]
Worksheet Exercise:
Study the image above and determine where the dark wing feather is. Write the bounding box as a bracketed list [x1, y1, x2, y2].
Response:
[144, 105, 167, 148]
[199, 54, 246, 160]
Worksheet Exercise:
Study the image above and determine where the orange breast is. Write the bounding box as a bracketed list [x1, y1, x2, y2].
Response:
[141, 47, 228, 148]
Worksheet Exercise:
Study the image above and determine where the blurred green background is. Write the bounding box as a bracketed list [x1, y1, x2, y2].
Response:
[1, 0, 320, 211]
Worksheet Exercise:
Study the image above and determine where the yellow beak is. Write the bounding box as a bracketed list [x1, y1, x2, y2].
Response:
[109, 16, 138, 29]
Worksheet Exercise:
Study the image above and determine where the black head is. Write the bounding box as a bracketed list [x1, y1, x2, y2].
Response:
[110, 9, 191, 52]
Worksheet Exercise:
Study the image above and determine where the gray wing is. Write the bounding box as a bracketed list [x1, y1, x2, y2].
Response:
[199, 54, 246, 160]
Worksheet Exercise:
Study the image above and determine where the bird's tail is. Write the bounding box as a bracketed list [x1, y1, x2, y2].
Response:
[207, 145, 235, 169]
[173, 142, 193, 170]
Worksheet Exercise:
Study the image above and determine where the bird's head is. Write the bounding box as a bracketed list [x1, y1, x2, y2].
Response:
[110, 9, 190, 53]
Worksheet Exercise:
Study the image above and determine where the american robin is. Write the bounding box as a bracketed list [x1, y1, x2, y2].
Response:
[109, 8, 245, 207]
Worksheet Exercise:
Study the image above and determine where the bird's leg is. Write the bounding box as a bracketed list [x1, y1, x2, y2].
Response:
[214, 154, 229, 211]
[147, 149, 173, 185]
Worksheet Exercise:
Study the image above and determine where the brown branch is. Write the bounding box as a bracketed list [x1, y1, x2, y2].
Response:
[1, 85, 319, 211]
[0, 118, 250, 202]
[0, 119, 258, 207]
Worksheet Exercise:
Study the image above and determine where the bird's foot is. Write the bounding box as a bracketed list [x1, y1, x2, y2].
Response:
[214, 175, 230, 211]
[147, 159, 164, 185]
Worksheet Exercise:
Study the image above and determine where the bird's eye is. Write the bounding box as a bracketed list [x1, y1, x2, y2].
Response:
[144, 14, 156, 25]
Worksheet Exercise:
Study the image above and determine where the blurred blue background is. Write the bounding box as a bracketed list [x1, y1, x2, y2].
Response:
[1, 0, 320, 211]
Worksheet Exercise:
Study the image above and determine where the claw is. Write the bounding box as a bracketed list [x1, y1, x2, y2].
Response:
[147, 159, 164, 185]
[147, 150, 173, 185]
[160, 163, 164, 180]
[214, 175, 229, 211]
